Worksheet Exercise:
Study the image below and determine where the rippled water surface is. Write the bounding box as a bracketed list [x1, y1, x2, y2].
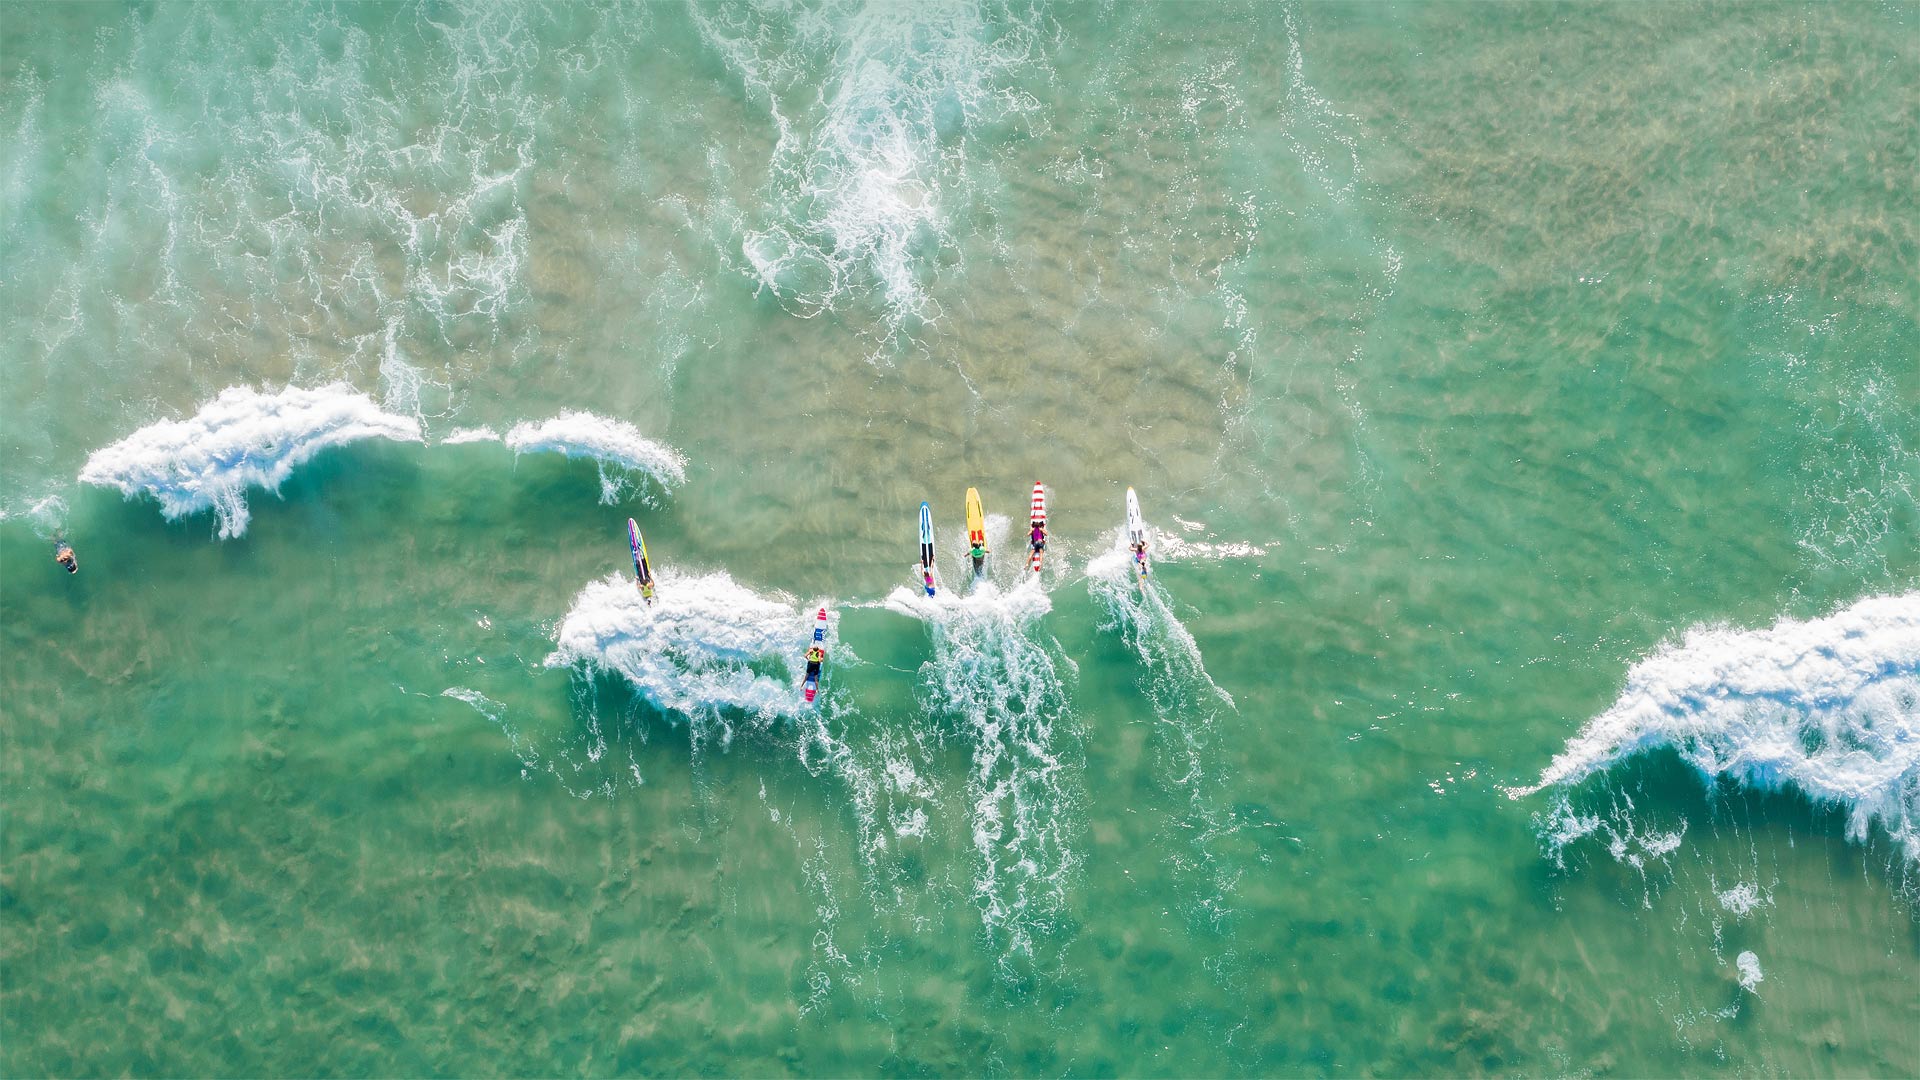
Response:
[3, 2, 1916, 1075]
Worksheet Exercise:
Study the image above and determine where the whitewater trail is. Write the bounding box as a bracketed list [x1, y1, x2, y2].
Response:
[884, 577, 1082, 981]
[1089, 527, 1243, 935]
[77, 384, 423, 539]
[1514, 593, 1920, 864]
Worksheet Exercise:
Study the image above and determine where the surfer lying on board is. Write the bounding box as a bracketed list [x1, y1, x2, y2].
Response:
[1131, 539, 1147, 564]
[970, 541, 987, 571]
[1029, 524, 1046, 553]
[54, 542, 77, 574]
[805, 645, 826, 681]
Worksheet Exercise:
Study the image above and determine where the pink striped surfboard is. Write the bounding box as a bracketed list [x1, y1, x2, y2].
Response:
[1028, 482, 1047, 572]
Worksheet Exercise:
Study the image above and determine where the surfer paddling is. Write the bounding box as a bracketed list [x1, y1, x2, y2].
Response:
[1028, 482, 1047, 572]
[627, 518, 656, 605]
[802, 607, 829, 704]
[1125, 487, 1151, 580]
[918, 502, 937, 597]
[965, 487, 987, 576]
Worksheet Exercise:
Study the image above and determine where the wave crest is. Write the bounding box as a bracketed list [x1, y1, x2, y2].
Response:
[77, 384, 422, 538]
[1513, 593, 1920, 862]
[503, 412, 686, 504]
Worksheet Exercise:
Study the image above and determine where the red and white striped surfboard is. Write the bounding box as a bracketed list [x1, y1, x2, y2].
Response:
[1028, 482, 1047, 572]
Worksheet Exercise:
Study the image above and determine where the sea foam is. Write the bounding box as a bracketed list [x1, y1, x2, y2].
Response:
[546, 570, 821, 725]
[503, 412, 686, 504]
[78, 384, 422, 539]
[1512, 594, 1920, 862]
[885, 578, 1080, 979]
[695, 1, 1048, 347]
[1089, 527, 1241, 930]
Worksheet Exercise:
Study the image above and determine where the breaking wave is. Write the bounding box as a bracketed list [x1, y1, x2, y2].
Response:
[545, 570, 824, 732]
[1512, 593, 1920, 863]
[77, 384, 422, 539]
[502, 412, 687, 504]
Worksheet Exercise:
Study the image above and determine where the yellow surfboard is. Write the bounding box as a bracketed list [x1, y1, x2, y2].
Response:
[965, 487, 986, 575]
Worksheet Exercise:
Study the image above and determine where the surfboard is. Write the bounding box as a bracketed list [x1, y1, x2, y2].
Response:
[918, 501, 937, 597]
[965, 487, 986, 575]
[1125, 488, 1150, 581]
[802, 606, 828, 704]
[1028, 482, 1047, 572]
[627, 518, 656, 603]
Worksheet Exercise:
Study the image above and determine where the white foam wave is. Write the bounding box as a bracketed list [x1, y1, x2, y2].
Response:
[1735, 951, 1764, 993]
[503, 412, 686, 504]
[78, 384, 422, 539]
[546, 570, 823, 727]
[1512, 593, 1920, 862]
[882, 575, 1053, 623]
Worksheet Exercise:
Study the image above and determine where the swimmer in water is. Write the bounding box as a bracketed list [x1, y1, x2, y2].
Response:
[54, 542, 77, 574]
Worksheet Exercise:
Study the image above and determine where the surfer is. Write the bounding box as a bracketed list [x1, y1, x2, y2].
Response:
[1124, 487, 1150, 579]
[801, 605, 830, 703]
[628, 518, 656, 605]
[54, 542, 77, 574]
[964, 488, 987, 576]
[918, 502, 938, 597]
[1027, 481, 1047, 573]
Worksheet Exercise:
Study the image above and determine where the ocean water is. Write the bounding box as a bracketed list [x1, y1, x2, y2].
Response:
[3, 2, 1917, 1075]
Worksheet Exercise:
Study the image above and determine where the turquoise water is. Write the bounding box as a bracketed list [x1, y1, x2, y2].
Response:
[3, 2, 1917, 1075]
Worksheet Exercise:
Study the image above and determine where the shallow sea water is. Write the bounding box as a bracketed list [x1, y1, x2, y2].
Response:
[2, 2, 1916, 1075]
